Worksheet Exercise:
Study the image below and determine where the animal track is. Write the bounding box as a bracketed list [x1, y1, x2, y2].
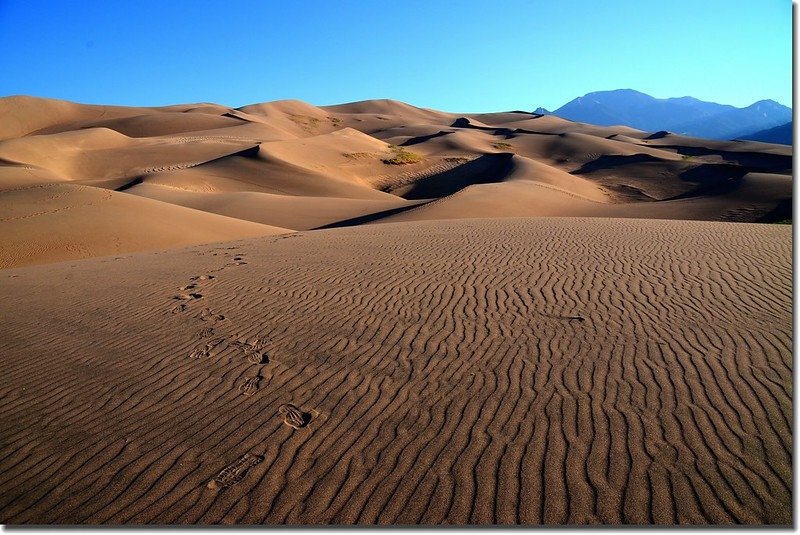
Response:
[190, 275, 215, 281]
[171, 303, 187, 314]
[279, 404, 310, 429]
[179, 284, 197, 291]
[239, 376, 261, 396]
[207, 453, 263, 490]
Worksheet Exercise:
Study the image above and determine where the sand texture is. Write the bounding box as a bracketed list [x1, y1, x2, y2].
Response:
[0, 96, 791, 268]
[0, 218, 791, 525]
[0, 96, 792, 525]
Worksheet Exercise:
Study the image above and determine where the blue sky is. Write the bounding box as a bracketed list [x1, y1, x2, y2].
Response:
[0, 0, 792, 112]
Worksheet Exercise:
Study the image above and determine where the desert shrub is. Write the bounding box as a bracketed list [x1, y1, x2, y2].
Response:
[343, 152, 374, 160]
[493, 142, 514, 151]
[382, 145, 422, 165]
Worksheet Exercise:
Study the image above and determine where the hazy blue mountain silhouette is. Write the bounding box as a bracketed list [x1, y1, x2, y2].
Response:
[544, 89, 791, 141]
[736, 121, 792, 145]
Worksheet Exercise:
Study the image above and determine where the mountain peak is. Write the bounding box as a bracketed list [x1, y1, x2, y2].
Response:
[747, 99, 790, 110]
[549, 89, 792, 141]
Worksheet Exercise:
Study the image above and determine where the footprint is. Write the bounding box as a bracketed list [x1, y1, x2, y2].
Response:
[206, 336, 226, 349]
[171, 303, 187, 314]
[231, 336, 265, 350]
[207, 453, 263, 490]
[174, 293, 203, 301]
[179, 284, 197, 291]
[189, 337, 226, 359]
[190, 275, 216, 281]
[239, 376, 261, 396]
[232, 337, 269, 364]
[246, 351, 268, 365]
[199, 327, 215, 338]
[200, 308, 226, 322]
[189, 346, 210, 359]
[279, 404, 311, 429]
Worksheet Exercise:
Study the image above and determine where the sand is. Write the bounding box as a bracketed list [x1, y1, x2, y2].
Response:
[0, 96, 791, 269]
[0, 218, 791, 525]
[0, 96, 792, 525]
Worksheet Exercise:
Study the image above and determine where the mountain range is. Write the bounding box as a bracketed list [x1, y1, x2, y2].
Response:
[737, 121, 792, 145]
[536, 89, 792, 143]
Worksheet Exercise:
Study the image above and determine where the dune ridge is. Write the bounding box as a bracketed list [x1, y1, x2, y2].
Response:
[0, 96, 791, 268]
[0, 95, 792, 526]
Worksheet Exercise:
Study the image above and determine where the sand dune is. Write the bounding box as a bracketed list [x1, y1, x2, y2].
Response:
[0, 95, 791, 269]
[0, 128, 261, 182]
[0, 96, 152, 140]
[378, 172, 791, 224]
[0, 218, 790, 524]
[126, 184, 422, 230]
[59, 113, 247, 138]
[0, 96, 792, 525]
[0, 183, 286, 268]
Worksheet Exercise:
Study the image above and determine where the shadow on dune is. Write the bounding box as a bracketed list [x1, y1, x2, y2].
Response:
[115, 176, 143, 192]
[312, 203, 432, 230]
[658, 145, 791, 172]
[571, 153, 664, 174]
[756, 198, 792, 223]
[450, 117, 558, 139]
[451, 117, 487, 129]
[400, 130, 453, 146]
[572, 154, 757, 201]
[396, 153, 516, 200]
[221, 112, 251, 122]
[667, 164, 749, 199]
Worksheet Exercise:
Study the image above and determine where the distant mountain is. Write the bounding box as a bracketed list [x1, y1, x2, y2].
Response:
[736, 121, 792, 145]
[544, 89, 791, 141]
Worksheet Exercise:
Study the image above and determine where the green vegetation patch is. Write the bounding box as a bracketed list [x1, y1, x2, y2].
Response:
[343, 152, 374, 160]
[493, 142, 514, 151]
[382, 145, 422, 165]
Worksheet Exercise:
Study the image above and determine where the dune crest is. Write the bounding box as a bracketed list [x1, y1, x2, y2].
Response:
[0, 96, 792, 526]
[0, 95, 790, 268]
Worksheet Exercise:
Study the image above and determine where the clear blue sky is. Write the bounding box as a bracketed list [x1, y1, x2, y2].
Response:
[0, 0, 792, 112]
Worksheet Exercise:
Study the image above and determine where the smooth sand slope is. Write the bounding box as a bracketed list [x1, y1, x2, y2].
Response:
[0, 183, 287, 269]
[0, 218, 791, 525]
[0, 96, 791, 268]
